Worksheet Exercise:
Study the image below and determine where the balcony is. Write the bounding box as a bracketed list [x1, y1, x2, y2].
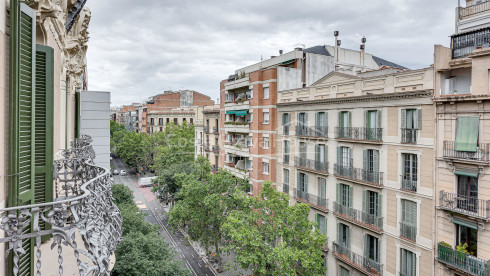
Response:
[204, 144, 211, 152]
[204, 126, 210, 133]
[283, 183, 290, 194]
[401, 178, 417, 192]
[439, 191, 490, 220]
[224, 75, 250, 90]
[334, 164, 384, 188]
[443, 141, 490, 162]
[293, 188, 329, 212]
[224, 164, 250, 179]
[295, 126, 328, 138]
[459, 2, 490, 20]
[333, 202, 383, 233]
[213, 126, 219, 134]
[335, 127, 383, 143]
[452, 28, 490, 59]
[438, 242, 490, 276]
[295, 156, 329, 175]
[401, 128, 417, 144]
[224, 140, 250, 155]
[0, 135, 122, 275]
[399, 222, 416, 242]
[212, 145, 220, 154]
[224, 122, 250, 133]
[332, 242, 383, 276]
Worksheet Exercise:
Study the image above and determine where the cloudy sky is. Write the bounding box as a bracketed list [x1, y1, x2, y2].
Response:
[86, 0, 457, 107]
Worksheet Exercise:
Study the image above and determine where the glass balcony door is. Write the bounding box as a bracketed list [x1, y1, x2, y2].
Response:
[457, 175, 479, 213]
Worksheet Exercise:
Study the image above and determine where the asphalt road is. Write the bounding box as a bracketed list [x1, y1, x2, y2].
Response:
[112, 157, 215, 276]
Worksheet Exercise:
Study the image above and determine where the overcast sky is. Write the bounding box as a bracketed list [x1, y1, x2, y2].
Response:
[86, 0, 457, 107]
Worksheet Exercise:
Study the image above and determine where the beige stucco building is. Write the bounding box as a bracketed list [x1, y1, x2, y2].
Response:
[434, 1, 490, 275]
[195, 104, 220, 171]
[276, 67, 435, 276]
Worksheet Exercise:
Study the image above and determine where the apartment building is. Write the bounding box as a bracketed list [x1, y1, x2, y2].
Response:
[133, 90, 213, 134]
[277, 67, 435, 276]
[0, 1, 121, 275]
[434, 1, 490, 275]
[220, 37, 407, 196]
[195, 105, 220, 172]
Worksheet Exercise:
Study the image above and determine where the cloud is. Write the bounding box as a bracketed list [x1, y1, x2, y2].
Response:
[86, 0, 456, 106]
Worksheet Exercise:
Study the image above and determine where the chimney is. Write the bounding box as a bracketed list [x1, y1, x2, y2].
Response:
[360, 36, 366, 67]
[279, 49, 283, 55]
[334, 31, 339, 62]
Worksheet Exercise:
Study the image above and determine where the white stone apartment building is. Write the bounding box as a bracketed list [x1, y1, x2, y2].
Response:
[195, 104, 220, 171]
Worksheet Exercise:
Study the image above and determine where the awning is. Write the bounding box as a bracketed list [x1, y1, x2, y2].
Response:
[455, 169, 479, 178]
[226, 110, 248, 116]
[453, 217, 478, 230]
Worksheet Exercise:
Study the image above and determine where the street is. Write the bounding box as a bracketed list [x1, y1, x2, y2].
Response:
[112, 157, 216, 276]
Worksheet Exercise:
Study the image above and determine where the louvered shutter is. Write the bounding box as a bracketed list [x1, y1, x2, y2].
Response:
[337, 223, 341, 245]
[348, 111, 352, 128]
[377, 110, 382, 130]
[362, 190, 368, 213]
[346, 225, 351, 249]
[337, 146, 342, 167]
[336, 183, 341, 204]
[9, 2, 36, 275]
[377, 193, 382, 217]
[363, 150, 368, 171]
[34, 45, 54, 239]
[304, 174, 308, 193]
[373, 150, 380, 173]
[416, 109, 422, 130]
[364, 110, 368, 129]
[401, 109, 407, 129]
[338, 111, 342, 128]
[315, 144, 320, 163]
[363, 234, 369, 258]
[315, 112, 319, 129]
[348, 185, 353, 207]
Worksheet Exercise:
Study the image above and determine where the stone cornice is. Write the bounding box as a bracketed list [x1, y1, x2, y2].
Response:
[433, 94, 490, 103]
[277, 90, 433, 107]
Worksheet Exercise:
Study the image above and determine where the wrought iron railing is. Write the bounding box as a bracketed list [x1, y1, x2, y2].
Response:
[333, 202, 383, 231]
[213, 126, 219, 134]
[452, 28, 490, 59]
[401, 128, 417, 144]
[204, 144, 211, 152]
[333, 242, 383, 276]
[438, 242, 490, 276]
[459, 2, 490, 20]
[335, 127, 383, 142]
[443, 141, 490, 162]
[399, 222, 416, 242]
[212, 145, 220, 154]
[295, 126, 328, 137]
[401, 178, 417, 192]
[440, 191, 490, 219]
[204, 126, 210, 133]
[334, 164, 383, 187]
[283, 183, 290, 194]
[0, 135, 122, 276]
[293, 189, 328, 210]
[295, 157, 328, 174]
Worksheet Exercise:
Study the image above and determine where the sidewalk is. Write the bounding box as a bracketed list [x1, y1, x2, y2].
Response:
[161, 204, 250, 276]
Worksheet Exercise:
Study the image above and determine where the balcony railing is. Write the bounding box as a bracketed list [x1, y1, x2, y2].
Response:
[439, 191, 490, 219]
[459, 2, 490, 20]
[295, 156, 329, 174]
[443, 141, 490, 162]
[333, 202, 383, 232]
[293, 189, 329, 211]
[401, 178, 417, 192]
[335, 127, 383, 142]
[399, 222, 416, 242]
[204, 144, 211, 152]
[438, 242, 490, 276]
[204, 126, 210, 133]
[283, 183, 290, 194]
[452, 28, 490, 59]
[0, 135, 122, 276]
[334, 164, 384, 187]
[283, 125, 290, 135]
[295, 126, 328, 138]
[401, 128, 417, 144]
[212, 145, 220, 154]
[213, 126, 219, 134]
[333, 242, 383, 276]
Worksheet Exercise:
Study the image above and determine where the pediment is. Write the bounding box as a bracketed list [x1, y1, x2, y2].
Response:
[311, 71, 360, 87]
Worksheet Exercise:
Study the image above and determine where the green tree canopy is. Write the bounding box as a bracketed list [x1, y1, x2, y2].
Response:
[222, 182, 327, 276]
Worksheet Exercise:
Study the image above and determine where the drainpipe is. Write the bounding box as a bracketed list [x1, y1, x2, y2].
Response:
[65, 80, 68, 149]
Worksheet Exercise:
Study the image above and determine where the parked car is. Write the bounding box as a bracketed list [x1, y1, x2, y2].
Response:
[120, 170, 127, 176]
[113, 169, 119, 175]
[138, 176, 158, 187]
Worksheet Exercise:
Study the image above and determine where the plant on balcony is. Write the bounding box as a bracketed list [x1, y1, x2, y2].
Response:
[222, 182, 327, 275]
[456, 243, 470, 254]
[440, 241, 452, 248]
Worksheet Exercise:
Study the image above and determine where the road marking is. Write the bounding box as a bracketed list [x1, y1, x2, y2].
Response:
[186, 260, 198, 276]
[198, 262, 201, 267]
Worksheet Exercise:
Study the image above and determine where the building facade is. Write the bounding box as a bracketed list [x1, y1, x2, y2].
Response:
[219, 41, 406, 196]
[195, 105, 220, 171]
[434, 1, 490, 275]
[0, 0, 121, 275]
[277, 67, 435, 276]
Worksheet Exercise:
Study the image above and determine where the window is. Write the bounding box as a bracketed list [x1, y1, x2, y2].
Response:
[166, 118, 170, 124]
[337, 183, 352, 207]
[263, 137, 269, 148]
[299, 142, 307, 160]
[364, 190, 381, 218]
[215, 138, 219, 146]
[246, 137, 253, 147]
[337, 146, 352, 168]
[337, 223, 350, 248]
[315, 144, 327, 167]
[455, 116, 479, 152]
[298, 112, 307, 128]
[190, 118, 193, 124]
[160, 127, 162, 131]
[183, 118, 186, 122]
[455, 221, 478, 256]
[315, 112, 327, 135]
[263, 162, 269, 173]
[263, 87, 269, 99]
[364, 234, 379, 262]
[283, 169, 290, 193]
[315, 214, 326, 234]
[457, 175, 478, 213]
[402, 153, 418, 192]
[263, 112, 270, 124]
[338, 111, 351, 138]
[282, 113, 290, 135]
[159, 118, 163, 125]
[297, 172, 308, 193]
[246, 159, 253, 171]
[401, 199, 417, 241]
[246, 89, 253, 99]
[318, 177, 326, 199]
[339, 266, 350, 276]
[225, 93, 233, 102]
[400, 248, 416, 276]
[283, 140, 290, 163]
[150, 118, 154, 125]
[402, 109, 422, 130]
[174, 118, 178, 125]
[363, 149, 380, 183]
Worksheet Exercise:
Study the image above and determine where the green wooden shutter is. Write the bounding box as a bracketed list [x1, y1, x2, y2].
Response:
[304, 174, 308, 193]
[337, 146, 342, 166]
[363, 149, 368, 171]
[363, 234, 369, 258]
[377, 110, 382, 130]
[346, 225, 350, 249]
[315, 144, 320, 162]
[336, 183, 341, 203]
[34, 45, 54, 238]
[401, 249, 407, 275]
[305, 113, 309, 127]
[337, 223, 341, 244]
[377, 193, 382, 217]
[297, 172, 300, 192]
[455, 116, 480, 152]
[348, 185, 353, 207]
[315, 112, 319, 129]
[416, 109, 422, 130]
[9, 2, 36, 275]
[373, 150, 380, 172]
[348, 111, 352, 128]
[315, 214, 320, 228]
[363, 190, 368, 213]
[364, 110, 368, 129]
[348, 148, 353, 167]
[401, 109, 406, 129]
[324, 145, 328, 165]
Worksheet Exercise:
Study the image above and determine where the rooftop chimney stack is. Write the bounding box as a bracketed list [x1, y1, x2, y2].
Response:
[360, 36, 366, 68]
[334, 31, 340, 62]
[279, 49, 283, 55]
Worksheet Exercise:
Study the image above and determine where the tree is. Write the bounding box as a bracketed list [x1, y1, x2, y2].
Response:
[112, 183, 134, 205]
[117, 131, 146, 171]
[169, 160, 248, 272]
[222, 182, 327, 275]
[153, 122, 195, 173]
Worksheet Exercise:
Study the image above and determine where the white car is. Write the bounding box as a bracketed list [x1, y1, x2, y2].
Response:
[113, 169, 119, 175]
[120, 170, 127, 176]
